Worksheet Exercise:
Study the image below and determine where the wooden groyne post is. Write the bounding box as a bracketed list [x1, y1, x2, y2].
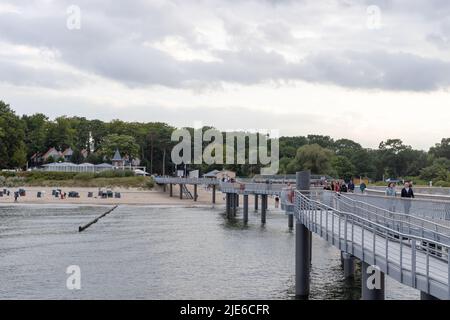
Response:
[78, 205, 119, 232]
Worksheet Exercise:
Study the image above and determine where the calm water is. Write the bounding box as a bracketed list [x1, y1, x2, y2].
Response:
[0, 204, 419, 299]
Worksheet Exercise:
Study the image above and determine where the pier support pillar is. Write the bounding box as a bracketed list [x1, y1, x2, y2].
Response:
[212, 185, 216, 204]
[226, 193, 231, 218]
[243, 194, 249, 224]
[169, 184, 173, 197]
[420, 292, 439, 300]
[194, 184, 198, 202]
[342, 252, 355, 279]
[288, 214, 294, 230]
[361, 261, 385, 300]
[295, 171, 312, 299]
[163, 184, 166, 192]
[232, 193, 237, 217]
[254, 194, 259, 211]
[237, 194, 239, 207]
[295, 221, 311, 299]
[261, 194, 267, 224]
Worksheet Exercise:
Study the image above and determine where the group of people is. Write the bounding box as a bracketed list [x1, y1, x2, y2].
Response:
[385, 181, 415, 199]
[323, 180, 358, 193]
[385, 181, 415, 214]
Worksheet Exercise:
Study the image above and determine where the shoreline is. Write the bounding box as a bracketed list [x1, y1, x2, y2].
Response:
[0, 185, 276, 207]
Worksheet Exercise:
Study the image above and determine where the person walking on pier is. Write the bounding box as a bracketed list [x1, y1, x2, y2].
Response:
[386, 182, 397, 212]
[360, 181, 367, 194]
[340, 181, 348, 193]
[348, 180, 355, 193]
[401, 182, 414, 214]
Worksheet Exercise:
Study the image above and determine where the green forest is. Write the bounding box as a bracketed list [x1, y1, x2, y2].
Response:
[1, 100, 449, 186]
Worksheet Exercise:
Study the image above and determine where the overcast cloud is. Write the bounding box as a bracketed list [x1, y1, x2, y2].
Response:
[0, 0, 449, 149]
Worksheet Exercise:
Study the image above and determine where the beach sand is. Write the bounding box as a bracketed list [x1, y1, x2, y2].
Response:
[0, 184, 277, 207]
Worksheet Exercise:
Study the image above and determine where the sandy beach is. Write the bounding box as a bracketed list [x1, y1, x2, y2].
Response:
[0, 184, 277, 207]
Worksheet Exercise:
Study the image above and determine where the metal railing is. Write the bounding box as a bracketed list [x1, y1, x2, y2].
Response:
[295, 190, 450, 299]
[219, 182, 286, 195]
[335, 193, 450, 246]
[154, 177, 220, 185]
[343, 192, 450, 221]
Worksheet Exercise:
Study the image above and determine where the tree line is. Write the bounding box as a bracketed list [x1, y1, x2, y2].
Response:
[1, 100, 449, 185]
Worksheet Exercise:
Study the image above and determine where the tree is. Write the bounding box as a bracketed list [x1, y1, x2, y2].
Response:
[71, 149, 84, 164]
[0, 101, 27, 169]
[331, 156, 355, 180]
[100, 134, 139, 160]
[377, 139, 412, 178]
[307, 135, 335, 149]
[286, 144, 333, 174]
[45, 116, 76, 150]
[420, 158, 450, 181]
[22, 113, 49, 158]
[430, 138, 450, 159]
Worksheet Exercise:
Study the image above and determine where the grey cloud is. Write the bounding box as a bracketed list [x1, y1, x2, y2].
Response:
[296, 51, 450, 91]
[2, 0, 450, 91]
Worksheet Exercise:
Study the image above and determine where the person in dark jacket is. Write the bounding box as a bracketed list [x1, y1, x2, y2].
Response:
[348, 180, 355, 193]
[401, 182, 414, 198]
[340, 181, 348, 193]
[401, 182, 414, 214]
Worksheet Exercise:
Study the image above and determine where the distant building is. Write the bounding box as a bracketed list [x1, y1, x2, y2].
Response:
[112, 149, 124, 168]
[80, 149, 89, 159]
[61, 147, 73, 162]
[42, 147, 61, 162]
[42, 162, 114, 173]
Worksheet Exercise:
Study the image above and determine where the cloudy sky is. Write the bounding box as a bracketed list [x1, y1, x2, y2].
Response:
[0, 0, 449, 150]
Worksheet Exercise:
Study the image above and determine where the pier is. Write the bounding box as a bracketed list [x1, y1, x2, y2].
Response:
[155, 173, 450, 300]
[289, 171, 450, 300]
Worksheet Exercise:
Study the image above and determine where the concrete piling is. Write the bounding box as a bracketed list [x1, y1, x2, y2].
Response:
[342, 252, 355, 279]
[261, 194, 267, 224]
[243, 194, 249, 224]
[295, 170, 312, 299]
[226, 193, 231, 218]
[288, 214, 294, 230]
